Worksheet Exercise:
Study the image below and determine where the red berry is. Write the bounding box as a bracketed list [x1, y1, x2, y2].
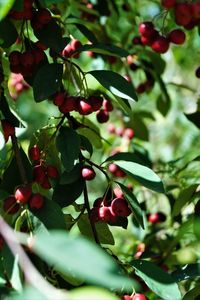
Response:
[37, 8, 52, 25]
[175, 4, 193, 26]
[29, 145, 40, 161]
[21, 52, 34, 68]
[192, 3, 200, 21]
[103, 99, 113, 112]
[124, 128, 134, 139]
[132, 293, 147, 300]
[99, 206, 117, 223]
[71, 39, 82, 51]
[111, 197, 131, 217]
[90, 207, 101, 222]
[3, 196, 20, 214]
[46, 165, 59, 178]
[78, 99, 93, 115]
[59, 96, 78, 113]
[93, 197, 103, 208]
[0, 235, 4, 251]
[161, 0, 176, 9]
[87, 96, 103, 111]
[115, 127, 124, 137]
[136, 83, 146, 94]
[195, 67, 200, 78]
[168, 29, 186, 45]
[62, 44, 73, 58]
[15, 185, 32, 204]
[9, 51, 22, 66]
[35, 41, 48, 51]
[139, 22, 155, 37]
[81, 166, 96, 180]
[132, 36, 142, 45]
[32, 48, 45, 64]
[96, 109, 109, 123]
[41, 176, 51, 189]
[107, 123, 116, 134]
[29, 193, 44, 209]
[53, 92, 65, 107]
[33, 165, 46, 184]
[151, 36, 169, 53]
[147, 212, 166, 223]
[1, 120, 15, 143]
[107, 56, 117, 64]
[108, 163, 118, 174]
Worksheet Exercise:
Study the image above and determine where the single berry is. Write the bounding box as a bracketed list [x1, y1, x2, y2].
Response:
[168, 29, 186, 45]
[93, 197, 103, 208]
[96, 109, 109, 123]
[111, 197, 131, 217]
[59, 96, 78, 113]
[78, 99, 93, 115]
[81, 166, 96, 180]
[161, 0, 176, 9]
[90, 207, 101, 222]
[33, 165, 46, 184]
[139, 22, 155, 37]
[87, 95, 103, 111]
[192, 3, 200, 20]
[107, 123, 116, 134]
[1, 120, 15, 142]
[20, 51, 34, 67]
[15, 185, 32, 204]
[151, 36, 169, 53]
[37, 8, 52, 25]
[9, 51, 22, 66]
[103, 99, 113, 112]
[132, 293, 148, 300]
[115, 127, 124, 137]
[29, 145, 40, 161]
[122, 296, 132, 300]
[46, 165, 59, 178]
[3, 196, 20, 214]
[41, 176, 51, 189]
[195, 67, 200, 78]
[29, 193, 44, 209]
[124, 128, 134, 139]
[147, 212, 166, 223]
[53, 92, 65, 107]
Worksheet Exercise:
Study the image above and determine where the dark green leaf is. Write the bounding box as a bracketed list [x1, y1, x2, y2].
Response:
[75, 23, 98, 43]
[0, 92, 20, 127]
[60, 163, 83, 185]
[116, 182, 144, 229]
[157, 95, 171, 117]
[56, 126, 81, 172]
[52, 178, 85, 207]
[132, 260, 181, 300]
[33, 230, 136, 290]
[0, 18, 18, 48]
[0, 0, 15, 20]
[34, 19, 69, 52]
[88, 70, 138, 102]
[39, 0, 65, 5]
[104, 152, 147, 166]
[76, 43, 128, 57]
[185, 112, 200, 129]
[33, 63, 63, 102]
[79, 134, 93, 157]
[7, 286, 48, 300]
[171, 264, 200, 282]
[31, 199, 66, 230]
[182, 285, 200, 300]
[78, 214, 115, 245]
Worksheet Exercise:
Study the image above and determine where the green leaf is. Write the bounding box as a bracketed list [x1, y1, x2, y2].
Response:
[33, 230, 136, 291]
[0, 92, 20, 127]
[75, 23, 98, 43]
[56, 126, 81, 172]
[0, 18, 18, 48]
[79, 134, 93, 157]
[182, 285, 200, 300]
[7, 285, 48, 300]
[108, 160, 165, 193]
[39, 0, 65, 5]
[34, 19, 69, 52]
[78, 118, 102, 149]
[77, 43, 128, 57]
[52, 178, 85, 207]
[78, 214, 115, 245]
[69, 286, 120, 300]
[185, 112, 200, 129]
[116, 182, 144, 229]
[60, 163, 83, 185]
[0, 0, 15, 20]
[30, 199, 66, 230]
[171, 264, 200, 282]
[88, 70, 138, 102]
[104, 152, 147, 166]
[132, 260, 181, 300]
[157, 95, 171, 117]
[33, 63, 63, 102]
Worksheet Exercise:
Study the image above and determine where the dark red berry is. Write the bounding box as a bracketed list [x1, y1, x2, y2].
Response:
[96, 109, 109, 123]
[151, 36, 169, 53]
[103, 99, 113, 112]
[132, 293, 147, 300]
[46, 165, 59, 178]
[29, 145, 40, 161]
[29, 193, 44, 209]
[78, 99, 93, 115]
[9, 51, 22, 66]
[37, 8, 52, 25]
[59, 96, 78, 113]
[3, 196, 20, 214]
[87, 96, 103, 111]
[33, 165, 46, 184]
[99, 206, 117, 223]
[0, 235, 4, 251]
[139, 22, 155, 37]
[81, 166, 96, 180]
[168, 29, 186, 45]
[1, 120, 15, 143]
[175, 4, 193, 26]
[161, 0, 176, 9]
[111, 197, 131, 217]
[53, 92, 65, 107]
[15, 185, 32, 204]
[41, 176, 51, 189]
[195, 67, 200, 78]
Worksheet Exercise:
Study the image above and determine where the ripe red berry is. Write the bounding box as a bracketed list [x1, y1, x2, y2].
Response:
[195, 67, 200, 78]
[53, 92, 65, 107]
[192, 3, 200, 21]
[111, 197, 131, 217]
[132, 293, 147, 300]
[29, 193, 44, 209]
[1, 120, 15, 143]
[29, 145, 40, 161]
[108, 163, 118, 174]
[21, 51, 34, 67]
[32, 48, 45, 64]
[103, 99, 113, 112]
[59, 96, 78, 113]
[35, 41, 48, 51]
[87, 95, 103, 111]
[81, 166, 96, 180]
[147, 212, 166, 223]
[90, 207, 101, 222]
[15, 185, 32, 204]
[124, 128, 134, 140]
[175, 4, 193, 26]
[71, 39, 82, 51]
[161, 0, 176, 9]
[139, 22, 155, 37]
[99, 206, 117, 223]
[96, 109, 109, 123]
[33, 165, 46, 184]
[41, 176, 51, 189]
[9, 51, 22, 66]
[37, 8, 52, 25]
[78, 99, 93, 115]
[46, 165, 59, 178]
[3, 196, 20, 214]
[132, 36, 142, 45]
[151, 36, 169, 53]
[168, 29, 186, 45]
[62, 44, 73, 58]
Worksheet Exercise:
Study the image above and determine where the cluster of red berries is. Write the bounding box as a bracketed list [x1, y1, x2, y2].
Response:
[8, 42, 47, 77]
[29, 145, 59, 190]
[0, 120, 15, 143]
[9, 0, 33, 20]
[107, 123, 135, 140]
[137, 21, 186, 54]
[122, 293, 148, 300]
[9, 73, 30, 100]
[108, 163, 126, 178]
[3, 185, 44, 213]
[161, 1, 200, 30]
[147, 212, 166, 223]
[62, 39, 82, 59]
[90, 196, 131, 225]
[52, 91, 113, 123]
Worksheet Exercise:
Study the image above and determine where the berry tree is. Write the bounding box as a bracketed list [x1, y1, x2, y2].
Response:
[0, 0, 200, 299]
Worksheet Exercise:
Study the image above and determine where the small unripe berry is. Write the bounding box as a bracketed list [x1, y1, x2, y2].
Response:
[3, 196, 20, 214]
[29, 193, 44, 209]
[81, 166, 96, 180]
[15, 185, 32, 204]
[29, 145, 40, 161]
